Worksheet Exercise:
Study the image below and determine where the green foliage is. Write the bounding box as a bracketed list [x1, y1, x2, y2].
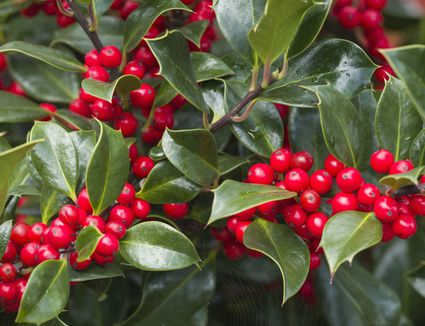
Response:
[82, 75, 141, 103]
[75, 226, 103, 262]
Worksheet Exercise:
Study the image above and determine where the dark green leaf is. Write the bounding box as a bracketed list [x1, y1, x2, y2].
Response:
[379, 166, 425, 190]
[0, 220, 13, 260]
[0, 0, 31, 16]
[30, 122, 79, 201]
[75, 226, 103, 262]
[68, 260, 124, 282]
[147, 32, 209, 113]
[259, 39, 377, 107]
[8, 185, 40, 197]
[40, 185, 69, 224]
[136, 161, 202, 204]
[54, 110, 93, 131]
[0, 91, 47, 123]
[119, 221, 200, 271]
[248, 0, 313, 63]
[119, 254, 215, 326]
[208, 180, 296, 224]
[192, 52, 234, 82]
[16, 260, 70, 325]
[123, 0, 190, 53]
[244, 219, 309, 304]
[81, 75, 142, 103]
[177, 20, 209, 48]
[0, 41, 85, 72]
[90, 0, 114, 30]
[86, 121, 129, 215]
[382, 45, 425, 120]
[162, 129, 219, 186]
[153, 80, 178, 108]
[218, 153, 250, 175]
[408, 261, 425, 298]
[188, 193, 213, 224]
[376, 78, 422, 160]
[410, 129, 425, 166]
[70, 130, 96, 190]
[201, 80, 226, 123]
[320, 211, 382, 275]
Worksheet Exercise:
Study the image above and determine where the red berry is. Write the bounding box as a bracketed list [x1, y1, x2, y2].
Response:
[291, 151, 314, 172]
[84, 49, 101, 67]
[114, 112, 138, 137]
[10, 223, 30, 246]
[39, 103, 57, 121]
[84, 66, 110, 82]
[234, 221, 251, 243]
[0, 282, 17, 302]
[306, 212, 328, 237]
[141, 126, 162, 145]
[16, 278, 27, 300]
[56, 14, 75, 27]
[117, 183, 135, 205]
[381, 223, 395, 242]
[130, 84, 156, 109]
[69, 251, 92, 270]
[50, 218, 66, 228]
[91, 100, 116, 121]
[28, 222, 48, 243]
[410, 195, 425, 216]
[332, 192, 358, 214]
[309, 252, 321, 270]
[257, 201, 278, 216]
[283, 204, 308, 227]
[120, 0, 139, 19]
[131, 199, 151, 219]
[211, 228, 233, 243]
[0, 54, 7, 71]
[247, 163, 274, 185]
[100, 45, 122, 68]
[234, 207, 256, 220]
[365, 0, 387, 10]
[370, 149, 394, 173]
[392, 214, 417, 239]
[163, 203, 189, 219]
[310, 169, 333, 195]
[171, 94, 187, 109]
[374, 196, 399, 222]
[69, 98, 91, 117]
[270, 148, 292, 173]
[96, 234, 119, 256]
[59, 205, 80, 226]
[134, 46, 157, 68]
[105, 221, 127, 240]
[300, 189, 322, 212]
[44, 225, 73, 249]
[0, 263, 17, 282]
[338, 6, 361, 28]
[226, 216, 239, 233]
[361, 10, 383, 30]
[324, 154, 345, 177]
[111, 0, 125, 9]
[92, 252, 114, 266]
[294, 223, 311, 240]
[109, 205, 135, 227]
[284, 168, 309, 192]
[389, 160, 414, 175]
[129, 143, 138, 163]
[375, 65, 394, 83]
[336, 167, 363, 192]
[223, 242, 245, 260]
[123, 60, 146, 78]
[20, 242, 41, 267]
[80, 215, 106, 232]
[132, 156, 155, 178]
[1, 242, 17, 263]
[78, 188, 93, 213]
[357, 183, 380, 206]
[7, 82, 25, 96]
[153, 109, 174, 132]
[37, 244, 60, 263]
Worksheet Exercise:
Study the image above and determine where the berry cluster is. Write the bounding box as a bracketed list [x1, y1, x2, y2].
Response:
[333, 0, 395, 83]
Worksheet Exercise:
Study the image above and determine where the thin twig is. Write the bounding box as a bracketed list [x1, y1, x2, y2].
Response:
[392, 184, 425, 197]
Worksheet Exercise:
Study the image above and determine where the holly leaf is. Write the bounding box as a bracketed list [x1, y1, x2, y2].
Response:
[410, 129, 425, 166]
[320, 211, 383, 276]
[81, 75, 142, 103]
[0, 220, 13, 260]
[0, 91, 47, 123]
[68, 260, 123, 282]
[86, 120, 129, 215]
[147, 32, 209, 113]
[192, 52, 234, 82]
[244, 219, 310, 304]
[119, 221, 200, 271]
[218, 153, 250, 175]
[162, 129, 219, 186]
[54, 110, 93, 131]
[123, 0, 190, 53]
[208, 180, 296, 224]
[90, 0, 114, 31]
[136, 161, 202, 204]
[379, 166, 425, 190]
[30, 122, 79, 201]
[16, 260, 70, 325]
[177, 20, 209, 48]
[75, 226, 103, 262]
[40, 185, 69, 224]
[70, 130, 97, 190]
[407, 261, 425, 298]
[248, 0, 313, 64]
[0, 41, 85, 72]
[375, 78, 422, 160]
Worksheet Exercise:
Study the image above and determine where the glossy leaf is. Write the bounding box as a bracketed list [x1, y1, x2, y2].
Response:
[0, 41, 85, 72]
[54, 110, 93, 131]
[75, 226, 103, 262]
[0, 220, 13, 260]
[147, 32, 209, 113]
[259, 39, 377, 107]
[188, 193, 213, 225]
[320, 211, 383, 275]
[162, 129, 219, 186]
[68, 261, 124, 282]
[287, 0, 332, 58]
[379, 166, 425, 190]
[90, 0, 114, 30]
[410, 129, 425, 166]
[82, 75, 142, 103]
[248, 0, 313, 63]
[40, 185, 69, 224]
[192, 52, 234, 82]
[136, 161, 202, 204]
[30, 122, 78, 201]
[9, 56, 79, 103]
[382, 45, 425, 120]
[218, 153, 250, 175]
[16, 260, 70, 325]
[0, 91, 47, 123]
[123, 0, 190, 53]
[153, 80, 178, 108]
[119, 253, 215, 326]
[86, 121, 129, 215]
[178, 20, 209, 48]
[407, 261, 425, 298]
[375, 78, 422, 160]
[209, 180, 296, 224]
[119, 221, 200, 271]
[70, 130, 96, 190]
[244, 219, 310, 304]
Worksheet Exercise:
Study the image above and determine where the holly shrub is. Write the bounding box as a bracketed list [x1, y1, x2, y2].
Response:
[0, 0, 424, 325]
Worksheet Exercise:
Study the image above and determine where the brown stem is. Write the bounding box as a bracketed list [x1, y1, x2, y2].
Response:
[392, 184, 425, 198]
